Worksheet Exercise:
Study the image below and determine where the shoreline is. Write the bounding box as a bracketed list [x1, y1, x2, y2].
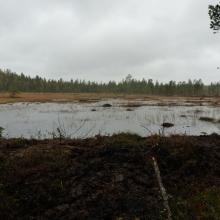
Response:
[0, 92, 220, 106]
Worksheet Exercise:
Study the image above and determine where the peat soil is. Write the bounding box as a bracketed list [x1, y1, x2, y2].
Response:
[0, 134, 220, 220]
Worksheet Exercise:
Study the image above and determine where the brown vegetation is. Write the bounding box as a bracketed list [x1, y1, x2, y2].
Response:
[0, 134, 220, 219]
[0, 92, 220, 106]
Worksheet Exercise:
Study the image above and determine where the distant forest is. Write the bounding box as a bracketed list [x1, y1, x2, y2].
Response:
[0, 69, 220, 96]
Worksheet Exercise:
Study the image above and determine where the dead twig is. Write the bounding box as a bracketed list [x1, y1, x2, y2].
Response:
[152, 156, 172, 220]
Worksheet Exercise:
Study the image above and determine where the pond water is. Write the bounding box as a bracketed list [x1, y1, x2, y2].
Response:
[0, 99, 220, 139]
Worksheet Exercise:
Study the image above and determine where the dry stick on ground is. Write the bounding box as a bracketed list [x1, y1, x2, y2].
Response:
[152, 156, 172, 220]
[141, 124, 172, 219]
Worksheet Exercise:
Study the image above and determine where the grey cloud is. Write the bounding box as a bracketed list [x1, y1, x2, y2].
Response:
[0, 0, 219, 83]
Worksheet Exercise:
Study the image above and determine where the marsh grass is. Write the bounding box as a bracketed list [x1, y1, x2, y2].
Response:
[0, 127, 4, 138]
[0, 134, 220, 219]
[199, 116, 216, 123]
[171, 187, 220, 220]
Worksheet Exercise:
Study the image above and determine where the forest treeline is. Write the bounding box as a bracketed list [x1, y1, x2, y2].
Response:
[0, 69, 220, 96]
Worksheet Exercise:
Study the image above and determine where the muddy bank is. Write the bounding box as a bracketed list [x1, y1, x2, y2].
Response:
[0, 134, 220, 219]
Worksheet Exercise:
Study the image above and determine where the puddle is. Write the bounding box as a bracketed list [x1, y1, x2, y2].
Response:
[0, 99, 219, 139]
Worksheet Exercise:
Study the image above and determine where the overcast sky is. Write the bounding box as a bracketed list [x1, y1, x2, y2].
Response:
[0, 0, 219, 82]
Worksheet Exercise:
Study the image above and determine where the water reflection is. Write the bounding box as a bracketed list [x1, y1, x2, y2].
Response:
[0, 100, 219, 139]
